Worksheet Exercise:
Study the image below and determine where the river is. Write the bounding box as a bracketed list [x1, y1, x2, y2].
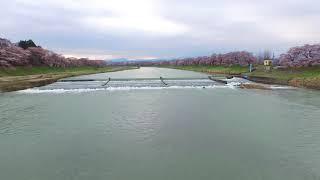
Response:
[1, 67, 320, 180]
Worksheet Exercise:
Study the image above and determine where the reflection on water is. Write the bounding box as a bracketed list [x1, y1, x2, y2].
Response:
[0, 67, 320, 180]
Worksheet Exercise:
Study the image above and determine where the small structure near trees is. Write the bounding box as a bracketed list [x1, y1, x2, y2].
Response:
[263, 51, 273, 71]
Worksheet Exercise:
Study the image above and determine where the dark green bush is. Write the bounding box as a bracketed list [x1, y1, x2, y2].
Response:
[18, 40, 37, 49]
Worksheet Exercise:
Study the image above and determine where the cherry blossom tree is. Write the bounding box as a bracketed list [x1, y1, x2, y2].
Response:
[280, 44, 320, 67]
[0, 38, 106, 68]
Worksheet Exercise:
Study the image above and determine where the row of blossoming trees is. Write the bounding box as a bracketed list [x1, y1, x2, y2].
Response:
[2, 37, 319, 68]
[279, 44, 320, 67]
[173, 44, 320, 67]
[170, 51, 257, 66]
[113, 51, 258, 66]
[0, 38, 105, 68]
[111, 44, 320, 68]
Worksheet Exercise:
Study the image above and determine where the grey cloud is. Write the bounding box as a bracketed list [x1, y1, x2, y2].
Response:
[1, 0, 319, 59]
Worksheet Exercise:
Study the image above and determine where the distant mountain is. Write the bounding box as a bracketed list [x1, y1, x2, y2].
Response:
[106, 58, 129, 63]
[133, 59, 163, 62]
[106, 58, 167, 63]
[105, 58, 167, 65]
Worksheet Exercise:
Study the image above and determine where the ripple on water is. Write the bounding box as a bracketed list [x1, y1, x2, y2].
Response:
[278, 103, 320, 177]
[0, 99, 44, 136]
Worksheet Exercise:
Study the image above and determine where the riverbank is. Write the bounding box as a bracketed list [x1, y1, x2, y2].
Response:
[0, 66, 138, 92]
[162, 65, 320, 90]
[244, 66, 320, 90]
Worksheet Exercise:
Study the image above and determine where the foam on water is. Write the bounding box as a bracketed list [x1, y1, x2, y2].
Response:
[17, 83, 296, 94]
[226, 82, 241, 88]
[17, 85, 234, 94]
[18, 88, 107, 94]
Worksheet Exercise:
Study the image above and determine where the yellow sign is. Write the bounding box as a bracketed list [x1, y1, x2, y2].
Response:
[264, 60, 272, 66]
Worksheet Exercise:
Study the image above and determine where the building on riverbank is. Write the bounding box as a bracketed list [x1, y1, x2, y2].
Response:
[264, 59, 273, 71]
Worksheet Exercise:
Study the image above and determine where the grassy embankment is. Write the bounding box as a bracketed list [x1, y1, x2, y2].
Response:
[246, 66, 320, 89]
[164, 65, 320, 90]
[0, 66, 137, 92]
[164, 65, 248, 75]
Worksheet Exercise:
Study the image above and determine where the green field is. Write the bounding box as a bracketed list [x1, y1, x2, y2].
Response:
[162, 65, 248, 74]
[246, 66, 320, 80]
[247, 66, 320, 89]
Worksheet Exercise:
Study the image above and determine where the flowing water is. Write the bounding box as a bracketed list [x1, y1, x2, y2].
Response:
[1, 67, 320, 180]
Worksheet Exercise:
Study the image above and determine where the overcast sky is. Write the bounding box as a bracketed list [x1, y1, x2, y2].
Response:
[1, 0, 320, 60]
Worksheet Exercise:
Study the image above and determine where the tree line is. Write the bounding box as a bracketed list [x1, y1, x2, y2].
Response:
[110, 44, 320, 68]
[0, 38, 105, 68]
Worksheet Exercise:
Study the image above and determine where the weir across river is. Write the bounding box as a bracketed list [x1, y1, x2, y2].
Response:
[57, 76, 229, 88]
[58, 77, 218, 82]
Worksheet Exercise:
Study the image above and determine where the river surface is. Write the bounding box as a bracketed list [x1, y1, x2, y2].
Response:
[1, 67, 320, 180]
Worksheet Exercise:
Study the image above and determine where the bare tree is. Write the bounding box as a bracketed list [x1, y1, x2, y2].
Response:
[263, 50, 271, 60]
